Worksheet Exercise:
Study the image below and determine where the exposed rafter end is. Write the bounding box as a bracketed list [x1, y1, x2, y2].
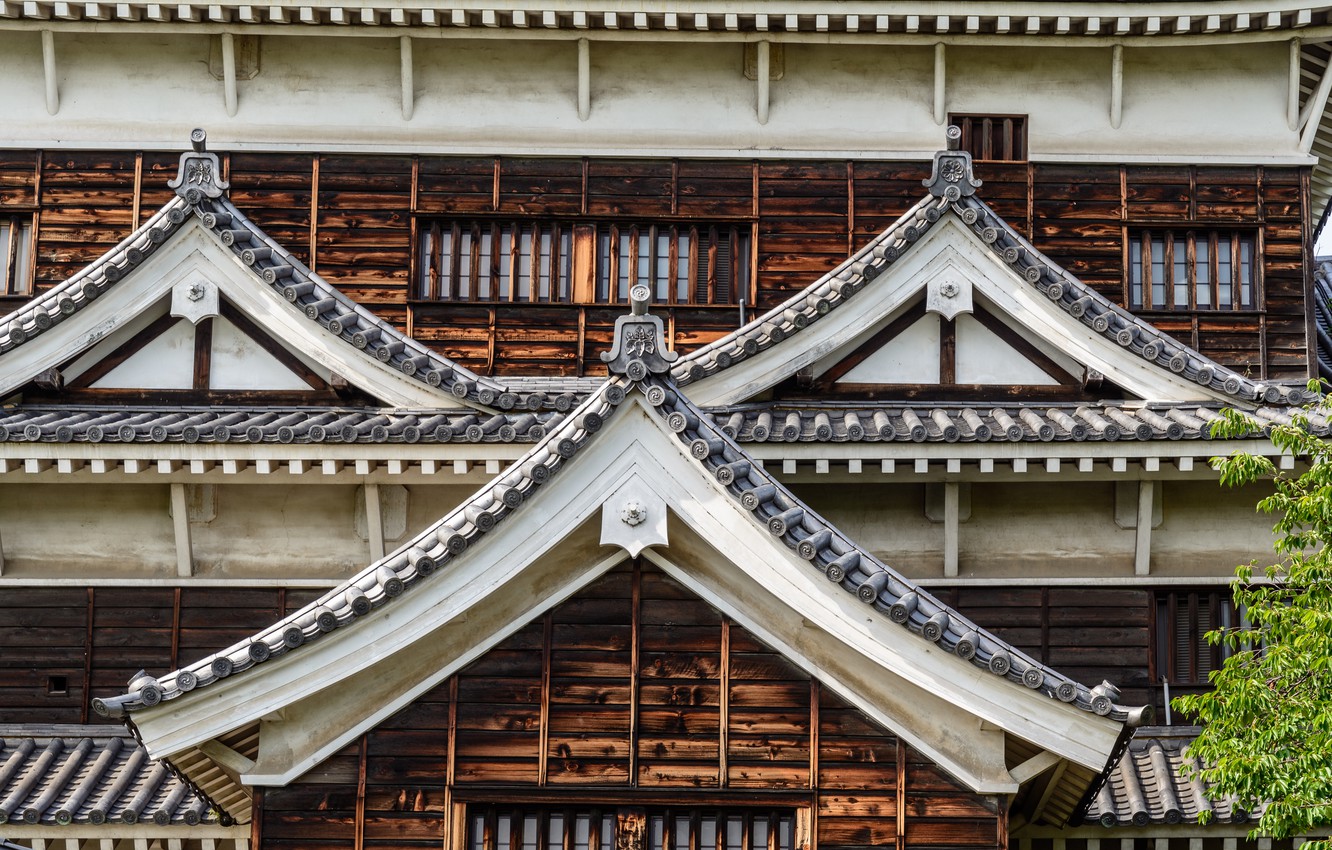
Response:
[1299, 44, 1332, 149]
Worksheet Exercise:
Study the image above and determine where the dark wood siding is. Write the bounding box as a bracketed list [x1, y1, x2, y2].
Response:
[934, 587, 1153, 718]
[255, 562, 1004, 850]
[0, 586, 320, 724]
[0, 150, 1309, 380]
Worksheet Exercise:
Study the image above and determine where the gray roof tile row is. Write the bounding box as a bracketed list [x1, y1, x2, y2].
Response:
[0, 403, 1317, 446]
[1086, 729, 1256, 827]
[0, 727, 218, 828]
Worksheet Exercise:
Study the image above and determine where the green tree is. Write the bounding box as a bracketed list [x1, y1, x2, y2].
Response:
[1173, 402, 1332, 850]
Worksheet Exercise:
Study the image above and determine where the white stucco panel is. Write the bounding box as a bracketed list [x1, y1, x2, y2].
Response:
[209, 316, 312, 391]
[838, 313, 941, 384]
[954, 313, 1058, 385]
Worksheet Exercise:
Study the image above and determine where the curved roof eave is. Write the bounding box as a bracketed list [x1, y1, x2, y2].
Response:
[672, 147, 1305, 409]
[0, 132, 592, 413]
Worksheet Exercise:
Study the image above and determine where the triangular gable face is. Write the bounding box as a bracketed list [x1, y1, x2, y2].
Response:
[106, 313, 1142, 832]
[38, 292, 346, 403]
[257, 562, 1010, 850]
[0, 134, 567, 412]
[673, 150, 1302, 410]
[791, 295, 1092, 401]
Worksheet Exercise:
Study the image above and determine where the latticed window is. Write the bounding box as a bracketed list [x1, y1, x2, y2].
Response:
[1153, 590, 1246, 686]
[468, 807, 798, 850]
[0, 215, 33, 296]
[417, 220, 750, 306]
[1129, 231, 1257, 310]
[950, 114, 1027, 162]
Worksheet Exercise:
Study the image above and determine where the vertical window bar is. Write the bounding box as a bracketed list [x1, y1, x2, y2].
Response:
[1197, 234, 1213, 308]
[1149, 234, 1166, 309]
[419, 222, 436, 300]
[1129, 234, 1143, 309]
[1240, 236, 1254, 308]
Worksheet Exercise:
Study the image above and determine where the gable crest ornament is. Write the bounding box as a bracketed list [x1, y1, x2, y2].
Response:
[601, 284, 679, 380]
[923, 125, 983, 201]
[168, 128, 230, 203]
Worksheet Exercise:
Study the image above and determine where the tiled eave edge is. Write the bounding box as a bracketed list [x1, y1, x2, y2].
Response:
[0, 3, 1329, 41]
[0, 402, 1321, 444]
[673, 177, 1306, 408]
[0, 726, 232, 830]
[95, 375, 1149, 736]
[0, 404, 1316, 481]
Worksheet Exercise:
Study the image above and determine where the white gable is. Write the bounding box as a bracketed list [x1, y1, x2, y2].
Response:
[683, 215, 1237, 406]
[129, 390, 1122, 796]
[837, 312, 941, 384]
[954, 313, 1059, 385]
[92, 318, 197, 390]
[210, 317, 314, 391]
[0, 218, 471, 407]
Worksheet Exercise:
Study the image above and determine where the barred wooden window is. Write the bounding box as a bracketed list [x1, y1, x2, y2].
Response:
[0, 216, 33, 296]
[418, 220, 749, 306]
[1153, 590, 1245, 687]
[468, 807, 797, 850]
[950, 115, 1027, 162]
[1129, 231, 1256, 311]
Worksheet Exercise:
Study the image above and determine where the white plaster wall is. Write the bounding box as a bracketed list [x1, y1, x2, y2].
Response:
[0, 31, 1304, 161]
[958, 481, 1134, 578]
[0, 483, 177, 576]
[190, 484, 367, 577]
[1151, 480, 1279, 577]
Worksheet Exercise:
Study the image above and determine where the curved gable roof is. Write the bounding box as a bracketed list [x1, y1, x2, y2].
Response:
[0, 133, 573, 413]
[674, 146, 1306, 409]
[97, 295, 1151, 831]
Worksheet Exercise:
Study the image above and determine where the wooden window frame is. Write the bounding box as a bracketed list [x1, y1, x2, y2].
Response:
[1127, 229, 1259, 312]
[464, 804, 800, 850]
[415, 217, 751, 308]
[948, 114, 1028, 162]
[1150, 589, 1243, 688]
[1, 214, 35, 297]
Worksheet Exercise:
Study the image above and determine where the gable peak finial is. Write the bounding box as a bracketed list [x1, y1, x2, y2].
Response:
[602, 284, 679, 380]
[923, 126, 982, 201]
[169, 128, 229, 204]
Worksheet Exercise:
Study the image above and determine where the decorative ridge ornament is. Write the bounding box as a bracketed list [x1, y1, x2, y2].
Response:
[168, 128, 229, 203]
[601, 284, 679, 380]
[923, 126, 982, 201]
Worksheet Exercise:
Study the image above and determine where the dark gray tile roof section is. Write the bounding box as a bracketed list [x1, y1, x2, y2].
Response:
[0, 402, 1316, 446]
[0, 726, 220, 827]
[95, 376, 1151, 733]
[673, 153, 1306, 408]
[0, 406, 568, 444]
[0, 139, 572, 413]
[1086, 728, 1257, 827]
[707, 404, 1330, 443]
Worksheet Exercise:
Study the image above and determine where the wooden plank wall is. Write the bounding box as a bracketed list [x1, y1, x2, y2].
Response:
[0, 151, 1311, 379]
[0, 586, 320, 724]
[259, 562, 1004, 850]
[933, 588, 1152, 714]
